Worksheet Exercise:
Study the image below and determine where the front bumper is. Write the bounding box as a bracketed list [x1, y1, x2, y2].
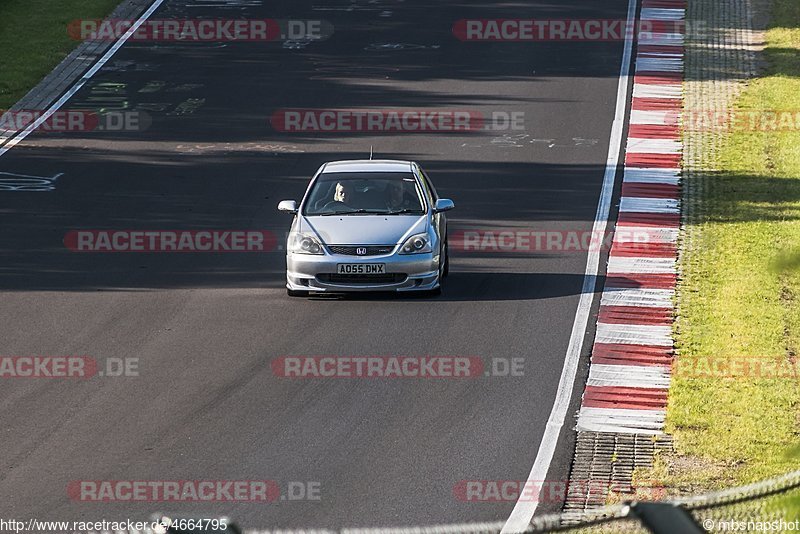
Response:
[286, 249, 441, 292]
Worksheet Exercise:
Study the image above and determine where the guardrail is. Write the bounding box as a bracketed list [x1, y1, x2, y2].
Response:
[160, 470, 800, 533]
[528, 469, 800, 533]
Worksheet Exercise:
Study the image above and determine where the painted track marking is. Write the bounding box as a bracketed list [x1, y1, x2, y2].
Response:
[0, 0, 167, 158]
[499, 0, 639, 530]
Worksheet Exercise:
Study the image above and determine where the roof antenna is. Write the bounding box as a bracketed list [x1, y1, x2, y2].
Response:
[369, 145, 374, 160]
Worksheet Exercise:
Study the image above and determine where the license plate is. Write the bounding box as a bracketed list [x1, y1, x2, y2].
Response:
[337, 263, 386, 274]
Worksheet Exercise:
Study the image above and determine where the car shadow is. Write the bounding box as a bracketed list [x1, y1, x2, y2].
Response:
[303, 272, 601, 302]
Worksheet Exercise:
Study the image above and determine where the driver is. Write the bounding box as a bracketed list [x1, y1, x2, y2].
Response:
[333, 181, 352, 204]
[385, 181, 414, 211]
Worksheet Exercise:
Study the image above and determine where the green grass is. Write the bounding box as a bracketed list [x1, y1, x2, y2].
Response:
[0, 0, 121, 109]
[664, 0, 800, 488]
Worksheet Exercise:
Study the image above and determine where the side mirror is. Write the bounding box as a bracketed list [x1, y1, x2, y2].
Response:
[277, 200, 297, 214]
[433, 198, 455, 213]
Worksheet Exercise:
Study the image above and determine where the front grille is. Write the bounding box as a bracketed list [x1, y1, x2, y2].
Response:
[317, 273, 407, 285]
[327, 245, 395, 256]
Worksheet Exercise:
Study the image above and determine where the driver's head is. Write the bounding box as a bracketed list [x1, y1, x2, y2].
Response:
[334, 181, 351, 203]
[387, 181, 405, 203]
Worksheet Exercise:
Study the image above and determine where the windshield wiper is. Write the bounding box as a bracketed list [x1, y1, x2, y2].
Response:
[317, 209, 387, 216]
[315, 208, 423, 216]
[385, 208, 424, 215]
[316, 210, 356, 216]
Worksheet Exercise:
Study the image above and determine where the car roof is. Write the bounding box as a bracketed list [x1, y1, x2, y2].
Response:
[321, 160, 414, 173]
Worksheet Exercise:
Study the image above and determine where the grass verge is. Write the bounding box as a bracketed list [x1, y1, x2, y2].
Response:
[0, 0, 121, 109]
[664, 0, 800, 488]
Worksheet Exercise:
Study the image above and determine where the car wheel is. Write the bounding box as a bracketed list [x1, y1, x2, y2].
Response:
[287, 288, 308, 297]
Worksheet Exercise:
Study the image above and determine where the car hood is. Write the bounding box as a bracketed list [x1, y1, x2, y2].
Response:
[301, 215, 427, 245]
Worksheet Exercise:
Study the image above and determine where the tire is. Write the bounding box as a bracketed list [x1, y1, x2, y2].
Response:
[287, 288, 308, 297]
[442, 241, 450, 278]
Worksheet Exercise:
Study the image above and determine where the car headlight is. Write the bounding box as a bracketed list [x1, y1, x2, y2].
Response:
[288, 232, 324, 255]
[399, 233, 432, 254]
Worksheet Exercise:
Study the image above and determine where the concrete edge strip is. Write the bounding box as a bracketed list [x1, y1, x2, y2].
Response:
[499, 0, 640, 530]
[562, 0, 684, 522]
[580, 127, 682, 421]
[0, 0, 166, 157]
[0, 0, 155, 145]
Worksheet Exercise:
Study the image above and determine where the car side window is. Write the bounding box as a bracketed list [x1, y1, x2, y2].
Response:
[416, 166, 438, 202]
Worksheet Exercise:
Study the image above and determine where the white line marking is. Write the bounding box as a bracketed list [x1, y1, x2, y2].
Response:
[607, 256, 677, 274]
[578, 407, 667, 420]
[588, 363, 672, 388]
[576, 406, 666, 434]
[0, 171, 64, 191]
[633, 83, 683, 98]
[640, 7, 686, 20]
[500, 0, 638, 530]
[600, 287, 675, 308]
[614, 226, 679, 243]
[630, 109, 676, 125]
[0, 0, 167, 158]
[638, 50, 685, 58]
[638, 33, 684, 47]
[636, 57, 684, 73]
[596, 322, 673, 345]
[627, 138, 682, 153]
[0, 171, 63, 180]
[623, 167, 680, 184]
[620, 196, 680, 213]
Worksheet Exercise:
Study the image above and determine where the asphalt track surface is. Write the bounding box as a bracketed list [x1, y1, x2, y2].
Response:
[0, 0, 630, 529]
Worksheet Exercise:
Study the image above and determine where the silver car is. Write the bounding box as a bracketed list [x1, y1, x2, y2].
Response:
[277, 159, 454, 296]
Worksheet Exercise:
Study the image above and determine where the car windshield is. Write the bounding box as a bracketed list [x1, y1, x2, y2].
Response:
[302, 172, 426, 216]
